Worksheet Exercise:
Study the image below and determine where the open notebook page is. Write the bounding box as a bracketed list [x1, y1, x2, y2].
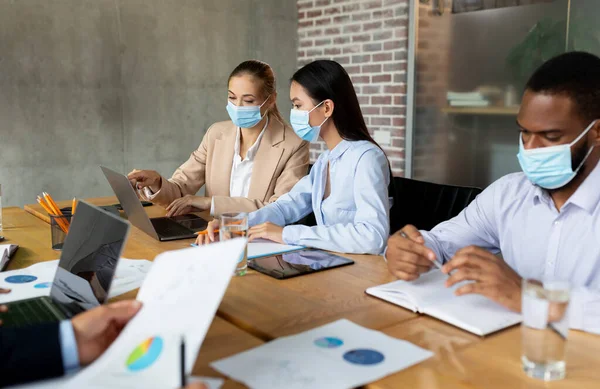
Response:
[367, 270, 522, 336]
[366, 270, 450, 312]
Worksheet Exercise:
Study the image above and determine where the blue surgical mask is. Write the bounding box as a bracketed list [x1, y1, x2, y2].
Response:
[289, 101, 329, 142]
[517, 120, 597, 190]
[226, 96, 270, 128]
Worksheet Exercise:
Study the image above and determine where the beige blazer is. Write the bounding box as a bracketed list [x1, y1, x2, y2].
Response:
[143, 117, 309, 215]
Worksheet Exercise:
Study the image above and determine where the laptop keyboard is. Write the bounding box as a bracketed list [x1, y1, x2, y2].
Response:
[0, 298, 65, 327]
[151, 218, 194, 237]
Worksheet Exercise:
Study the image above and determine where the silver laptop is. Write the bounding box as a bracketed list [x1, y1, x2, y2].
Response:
[100, 166, 207, 241]
[0, 201, 129, 327]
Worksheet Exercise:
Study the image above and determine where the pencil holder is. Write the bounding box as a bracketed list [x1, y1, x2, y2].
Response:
[50, 214, 72, 251]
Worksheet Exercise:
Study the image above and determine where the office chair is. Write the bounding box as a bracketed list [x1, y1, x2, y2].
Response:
[389, 177, 482, 234]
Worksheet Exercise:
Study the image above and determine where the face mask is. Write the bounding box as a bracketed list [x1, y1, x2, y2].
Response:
[289, 101, 329, 142]
[226, 96, 269, 128]
[517, 120, 597, 190]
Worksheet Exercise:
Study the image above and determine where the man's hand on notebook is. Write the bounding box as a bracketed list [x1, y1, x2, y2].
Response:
[386, 225, 438, 281]
[0, 288, 10, 294]
[442, 246, 522, 312]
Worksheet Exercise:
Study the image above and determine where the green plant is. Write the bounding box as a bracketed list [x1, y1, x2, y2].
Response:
[507, 16, 600, 88]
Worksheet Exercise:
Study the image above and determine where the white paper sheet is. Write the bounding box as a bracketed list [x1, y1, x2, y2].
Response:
[65, 239, 246, 389]
[211, 319, 433, 389]
[247, 240, 303, 259]
[0, 258, 152, 304]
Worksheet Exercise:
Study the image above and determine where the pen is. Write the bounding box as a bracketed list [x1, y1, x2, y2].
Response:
[180, 336, 186, 387]
[399, 231, 445, 272]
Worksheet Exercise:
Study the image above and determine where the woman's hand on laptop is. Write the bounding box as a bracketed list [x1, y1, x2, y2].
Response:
[127, 169, 162, 193]
[166, 195, 211, 217]
[195, 219, 220, 246]
[71, 300, 143, 366]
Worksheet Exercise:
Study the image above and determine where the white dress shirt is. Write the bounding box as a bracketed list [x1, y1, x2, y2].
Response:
[248, 140, 390, 255]
[421, 161, 600, 334]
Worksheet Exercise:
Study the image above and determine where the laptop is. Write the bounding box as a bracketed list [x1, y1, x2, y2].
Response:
[100, 166, 207, 241]
[0, 201, 130, 327]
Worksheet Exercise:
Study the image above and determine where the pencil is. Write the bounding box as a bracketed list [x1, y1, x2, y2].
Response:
[42, 192, 70, 231]
[195, 229, 219, 236]
[38, 196, 68, 233]
[72, 198, 77, 215]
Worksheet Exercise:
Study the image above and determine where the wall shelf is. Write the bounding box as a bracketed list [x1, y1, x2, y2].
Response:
[441, 106, 519, 116]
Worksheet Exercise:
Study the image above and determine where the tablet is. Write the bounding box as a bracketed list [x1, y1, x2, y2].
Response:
[248, 250, 354, 279]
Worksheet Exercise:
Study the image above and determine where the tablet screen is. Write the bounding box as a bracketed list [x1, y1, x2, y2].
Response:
[248, 250, 354, 279]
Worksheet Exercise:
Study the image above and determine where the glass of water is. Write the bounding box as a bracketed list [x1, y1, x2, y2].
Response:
[521, 279, 570, 381]
[219, 212, 248, 276]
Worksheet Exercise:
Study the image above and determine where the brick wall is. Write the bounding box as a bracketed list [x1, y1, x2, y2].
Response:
[297, 0, 410, 176]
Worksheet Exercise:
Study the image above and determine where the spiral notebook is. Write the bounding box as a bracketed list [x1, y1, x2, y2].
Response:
[0, 244, 19, 271]
[366, 270, 522, 336]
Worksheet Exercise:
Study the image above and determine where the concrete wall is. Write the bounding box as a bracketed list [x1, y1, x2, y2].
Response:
[0, 0, 297, 207]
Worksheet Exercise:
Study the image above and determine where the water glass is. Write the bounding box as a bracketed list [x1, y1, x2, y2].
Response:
[220, 212, 248, 276]
[50, 213, 72, 251]
[521, 279, 570, 381]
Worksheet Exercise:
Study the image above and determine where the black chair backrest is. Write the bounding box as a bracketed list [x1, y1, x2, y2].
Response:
[389, 177, 482, 234]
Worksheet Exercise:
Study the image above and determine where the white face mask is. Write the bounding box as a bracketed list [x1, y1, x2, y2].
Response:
[226, 96, 270, 128]
[517, 119, 597, 189]
[289, 101, 329, 142]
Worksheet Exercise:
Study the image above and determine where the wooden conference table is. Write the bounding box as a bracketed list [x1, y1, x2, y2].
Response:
[13, 198, 600, 388]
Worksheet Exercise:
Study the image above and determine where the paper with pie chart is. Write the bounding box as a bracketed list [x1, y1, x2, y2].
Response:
[212, 319, 434, 389]
[66, 239, 245, 388]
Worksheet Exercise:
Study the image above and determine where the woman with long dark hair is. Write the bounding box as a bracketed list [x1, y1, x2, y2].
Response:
[128, 60, 309, 216]
[198, 60, 390, 254]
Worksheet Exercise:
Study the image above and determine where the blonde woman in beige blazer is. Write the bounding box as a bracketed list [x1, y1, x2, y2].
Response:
[128, 60, 309, 216]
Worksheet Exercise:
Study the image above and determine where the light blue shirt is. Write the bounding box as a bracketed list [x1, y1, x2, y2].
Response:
[421, 161, 600, 334]
[59, 320, 80, 374]
[249, 140, 390, 255]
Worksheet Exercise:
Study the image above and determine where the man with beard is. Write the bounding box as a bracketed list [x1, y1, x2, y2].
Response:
[385, 51, 600, 334]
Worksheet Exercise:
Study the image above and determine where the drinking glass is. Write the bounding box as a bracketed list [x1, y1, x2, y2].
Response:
[521, 279, 570, 381]
[219, 212, 248, 276]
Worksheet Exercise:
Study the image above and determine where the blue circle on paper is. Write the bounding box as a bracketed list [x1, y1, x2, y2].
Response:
[5, 275, 38, 284]
[314, 337, 344, 348]
[34, 282, 52, 289]
[343, 349, 385, 365]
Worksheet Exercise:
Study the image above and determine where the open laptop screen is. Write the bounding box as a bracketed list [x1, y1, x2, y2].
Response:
[49, 201, 129, 315]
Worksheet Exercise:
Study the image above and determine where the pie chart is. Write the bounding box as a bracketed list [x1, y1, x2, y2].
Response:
[126, 337, 164, 372]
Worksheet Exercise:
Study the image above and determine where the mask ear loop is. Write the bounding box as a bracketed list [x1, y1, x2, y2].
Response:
[308, 100, 329, 127]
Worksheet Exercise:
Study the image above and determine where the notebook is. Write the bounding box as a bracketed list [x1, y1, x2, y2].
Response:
[247, 240, 304, 260]
[0, 244, 19, 271]
[366, 270, 522, 336]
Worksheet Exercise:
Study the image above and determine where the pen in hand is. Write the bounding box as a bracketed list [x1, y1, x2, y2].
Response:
[399, 230, 445, 273]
